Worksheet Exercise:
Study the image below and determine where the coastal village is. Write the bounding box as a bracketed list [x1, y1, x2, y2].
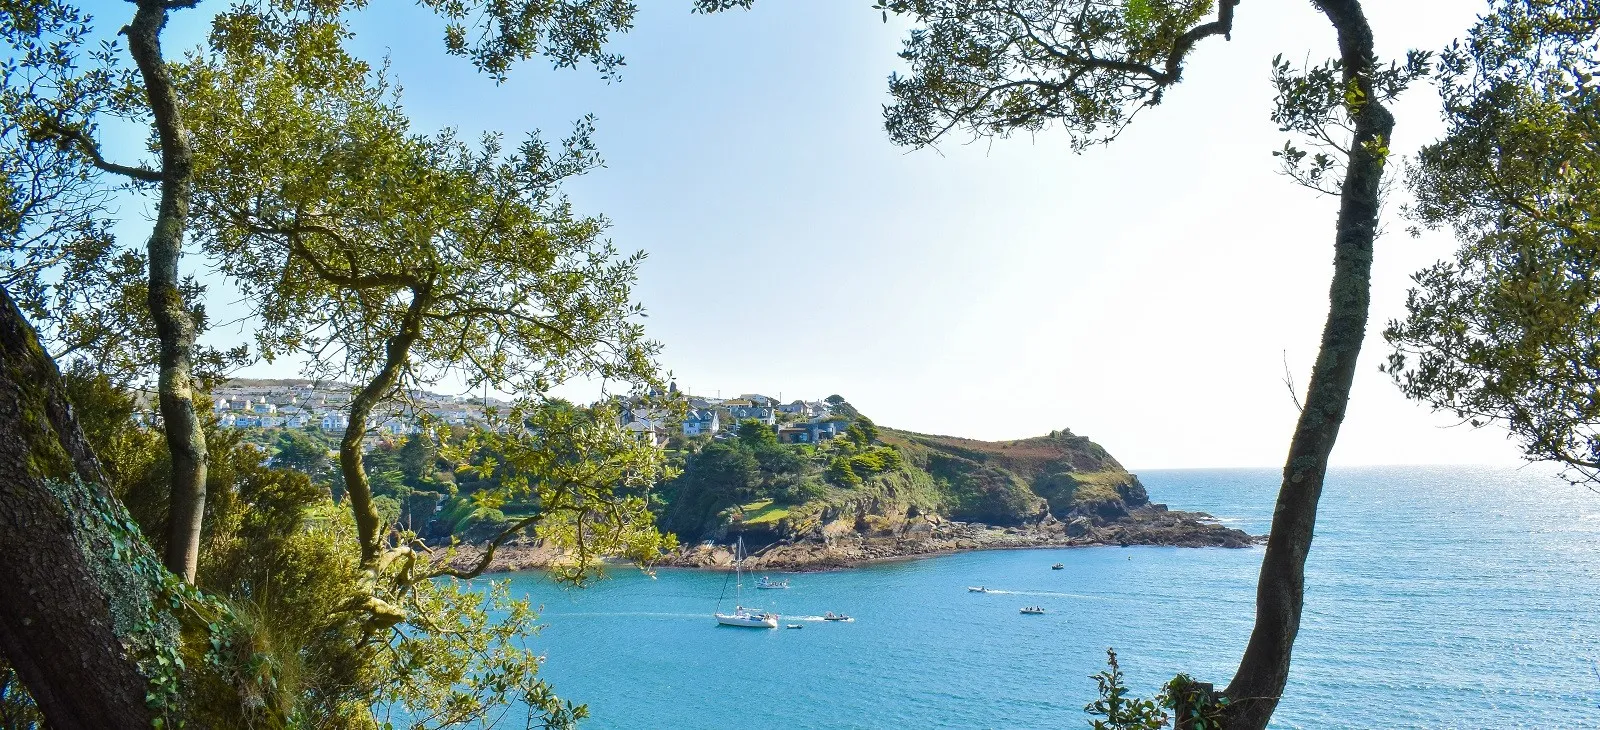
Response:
[200, 378, 849, 449]
[621, 387, 850, 446]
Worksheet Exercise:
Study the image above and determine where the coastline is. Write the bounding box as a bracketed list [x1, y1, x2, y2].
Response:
[443, 507, 1258, 575]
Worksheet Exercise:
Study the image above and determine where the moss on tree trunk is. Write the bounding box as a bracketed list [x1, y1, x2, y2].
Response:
[0, 285, 174, 728]
[1220, 1, 1392, 726]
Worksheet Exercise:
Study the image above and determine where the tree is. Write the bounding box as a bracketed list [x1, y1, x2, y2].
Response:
[273, 428, 336, 484]
[845, 415, 878, 447]
[397, 432, 442, 488]
[178, 32, 656, 568]
[15, 0, 639, 585]
[1385, 0, 1600, 485]
[437, 400, 675, 583]
[0, 283, 166, 727]
[661, 442, 760, 541]
[736, 417, 777, 447]
[0, 0, 659, 723]
[702, 0, 1425, 726]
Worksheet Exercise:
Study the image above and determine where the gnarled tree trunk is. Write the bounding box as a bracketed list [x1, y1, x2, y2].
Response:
[126, 0, 208, 583]
[1220, 1, 1391, 727]
[341, 288, 432, 566]
[0, 286, 167, 729]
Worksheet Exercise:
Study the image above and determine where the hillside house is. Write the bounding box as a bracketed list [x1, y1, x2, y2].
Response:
[623, 419, 668, 447]
[723, 404, 775, 426]
[622, 408, 670, 430]
[808, 420, 846, 442]
[683, 409, 720, 437]
[686, 396, 723, 410]
[775, 421, 846, 444]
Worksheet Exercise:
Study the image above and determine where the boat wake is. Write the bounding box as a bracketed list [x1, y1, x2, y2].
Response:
[787, 615, 856, 622]
[972, 589, 1118, 601]
[544, 612, 709, 619]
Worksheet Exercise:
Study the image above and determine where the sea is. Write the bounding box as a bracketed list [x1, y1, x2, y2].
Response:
[493, 466, 1600, 729]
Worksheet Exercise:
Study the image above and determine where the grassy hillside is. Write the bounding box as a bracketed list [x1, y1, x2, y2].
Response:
[656, 413, 1151, 546]
[883, 427, 1148, 524]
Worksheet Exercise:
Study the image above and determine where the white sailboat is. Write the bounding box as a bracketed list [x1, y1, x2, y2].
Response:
[715, 537, 778, 629]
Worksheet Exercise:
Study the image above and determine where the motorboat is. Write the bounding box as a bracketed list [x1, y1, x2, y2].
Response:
[967, 586, 988, 593]
[756, 576, 790, 589]
[822, 612, 853, 622]
[1020, 606, 1046, 615]
[1051, 563, 1065, 570]
[786, 624, 804, 629]
[715, 537, 779, 629]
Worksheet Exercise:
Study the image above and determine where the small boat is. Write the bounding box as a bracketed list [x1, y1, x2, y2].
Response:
[756, 576, 790, 590]
[786, 623, 804, 629]
[1020, 606, 1046, 615]
[822, 612, 853, 622]
[715, 537, 779, 629]
[967, 586, 988, 593]
[1051, 563, 1065, 570]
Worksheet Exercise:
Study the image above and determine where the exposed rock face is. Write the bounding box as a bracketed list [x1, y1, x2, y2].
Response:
[454, 507, 1257, 574]
[658, 507, 1255, 571]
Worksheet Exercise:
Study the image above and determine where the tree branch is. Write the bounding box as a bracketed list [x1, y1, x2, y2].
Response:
[34, 123, 160, 182]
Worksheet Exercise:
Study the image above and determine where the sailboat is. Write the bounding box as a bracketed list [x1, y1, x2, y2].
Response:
[715, 537, 779, 629]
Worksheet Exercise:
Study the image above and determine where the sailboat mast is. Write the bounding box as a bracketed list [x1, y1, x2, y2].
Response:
[734, 536, 743, 606]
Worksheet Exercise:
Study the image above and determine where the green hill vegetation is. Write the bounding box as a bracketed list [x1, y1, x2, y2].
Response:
[657, 400, 1150, 547]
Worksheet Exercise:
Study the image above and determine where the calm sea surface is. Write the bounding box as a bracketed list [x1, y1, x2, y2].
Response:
[498, 466, 1600, 729]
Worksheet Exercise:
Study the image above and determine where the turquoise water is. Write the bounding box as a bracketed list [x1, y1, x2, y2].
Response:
[503, 466, 1600, 728]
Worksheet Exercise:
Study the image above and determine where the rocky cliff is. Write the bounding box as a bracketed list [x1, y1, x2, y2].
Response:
[651, 425, 1254, 570]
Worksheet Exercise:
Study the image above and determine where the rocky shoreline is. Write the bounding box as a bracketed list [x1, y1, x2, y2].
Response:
[443, 506, 1257, 575]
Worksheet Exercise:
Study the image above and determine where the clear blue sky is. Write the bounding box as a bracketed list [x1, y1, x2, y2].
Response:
[96, 0, 1526, 469]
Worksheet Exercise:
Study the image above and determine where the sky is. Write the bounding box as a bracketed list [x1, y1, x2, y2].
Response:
[93, 0, 1530, 470]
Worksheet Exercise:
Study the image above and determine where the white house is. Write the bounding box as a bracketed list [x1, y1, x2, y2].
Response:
[682, 409, 720, 437]
[624, 420, 668, 447]
[379, 417, 415, 436]
[320, 412, 349, 431]
[251, 401, 278, 416]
